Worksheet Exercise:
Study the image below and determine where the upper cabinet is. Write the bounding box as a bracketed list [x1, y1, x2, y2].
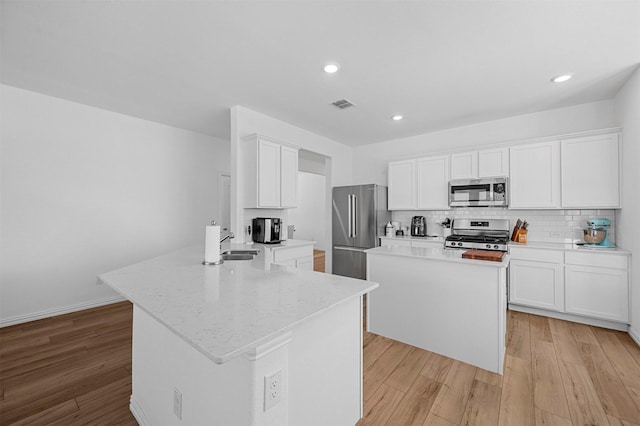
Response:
[478, 147, 510, 178]
[450, 151, 478, 179]
[509, 141, 561, 209]
[244, 134, 298, 209]
[388, 159, 416, 210]
[416, 155, 450, 209]
[388, 155, 449, 210]
[450, 147, 509, 179]
[388, 129, 621, 211]
[561, 133, 620, 208]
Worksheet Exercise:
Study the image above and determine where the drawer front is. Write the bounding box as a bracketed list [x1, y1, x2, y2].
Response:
[273, 245, 313, 263]
[565, 251, 628, 269]
[509, 246, 564, 263]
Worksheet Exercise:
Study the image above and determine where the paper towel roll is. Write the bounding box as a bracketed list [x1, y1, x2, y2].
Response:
[204, 224, 221, 264]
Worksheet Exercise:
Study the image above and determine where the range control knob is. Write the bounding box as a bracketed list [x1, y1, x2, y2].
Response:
[494, 245, 499, 249]
[485, 244, 491, 249]
[457, 242, 463, 247]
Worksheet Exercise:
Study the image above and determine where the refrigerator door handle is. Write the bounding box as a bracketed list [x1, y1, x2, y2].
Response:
[334, 245, 368, 253]
[351, 194, 357, 238]
[347, 194, 353, 238]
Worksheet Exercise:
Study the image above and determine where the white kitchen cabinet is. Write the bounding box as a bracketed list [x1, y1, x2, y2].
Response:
[478, 147, 509, 178]
[416, 155, 450, 210]
[272, 244, 313, 270]
[450, 148, 509, 179]
[450, 151, 478, 180]
[564, 251, 628, 323]
[509, 141, 561, 209]
[561, 133, 620, 208]
[280, 145, 298, 208]
[244, 134, 298, 209]
[388, 159, 416, 210]
[509, 258, 564, 312]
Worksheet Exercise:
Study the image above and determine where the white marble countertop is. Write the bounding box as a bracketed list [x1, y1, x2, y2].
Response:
[99, 244, 377, 364]
[379, 235, 445, 242]
[508, 241, 631, 255]
[250, 239, 315, 249]
[366, 245, 510, 268]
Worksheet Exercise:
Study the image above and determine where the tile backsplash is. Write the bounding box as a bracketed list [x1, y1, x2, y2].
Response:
[392, 208, 616, 244]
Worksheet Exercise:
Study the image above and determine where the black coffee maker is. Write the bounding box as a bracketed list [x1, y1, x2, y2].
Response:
[411, 216, 427, 237]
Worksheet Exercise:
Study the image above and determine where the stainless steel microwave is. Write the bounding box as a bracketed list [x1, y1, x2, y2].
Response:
[448, 177, 508, 207]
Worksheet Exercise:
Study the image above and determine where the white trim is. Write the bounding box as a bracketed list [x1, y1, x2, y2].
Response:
[129, 396, 151, 426]
[243, 332, 292, 361]
[629, 326, 640, 347]
[508, 304, 629, 332]
[0, 295, 126, 328]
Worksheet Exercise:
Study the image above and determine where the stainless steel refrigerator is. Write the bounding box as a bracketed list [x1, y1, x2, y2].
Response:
[332, 184, 390, 279]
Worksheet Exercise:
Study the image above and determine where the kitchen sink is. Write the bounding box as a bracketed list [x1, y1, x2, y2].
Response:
[220, 249, 260, 261]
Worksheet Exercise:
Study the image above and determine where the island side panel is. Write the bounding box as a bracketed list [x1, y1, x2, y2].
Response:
[287, 296, 363, 426]
[130, 306, 288, 426]
[367, 253, 506, 374]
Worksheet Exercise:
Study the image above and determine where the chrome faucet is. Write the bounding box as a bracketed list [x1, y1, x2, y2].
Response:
[220, 231, 235, 244]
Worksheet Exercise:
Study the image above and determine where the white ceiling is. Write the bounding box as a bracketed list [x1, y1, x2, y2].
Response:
[2, 1, 639, 146]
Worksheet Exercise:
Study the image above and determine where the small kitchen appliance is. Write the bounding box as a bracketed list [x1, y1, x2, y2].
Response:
[580, 218, 614, 248]
[449, 177, 508, 207]
[445, 219, 510, 251]
[252, 217, 282, 244]
[411, 216, 427, 237]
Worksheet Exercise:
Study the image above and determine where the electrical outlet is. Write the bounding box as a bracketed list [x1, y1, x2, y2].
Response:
[264, 370, 282, 411]
[173, 388, 182, 420]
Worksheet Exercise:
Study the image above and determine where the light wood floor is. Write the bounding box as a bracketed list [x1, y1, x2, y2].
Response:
[1, 303, 639, 425]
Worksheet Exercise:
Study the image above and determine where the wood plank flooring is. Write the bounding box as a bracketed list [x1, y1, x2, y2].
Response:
[1, 304, 639, 425]
[360, 310, 640, 426]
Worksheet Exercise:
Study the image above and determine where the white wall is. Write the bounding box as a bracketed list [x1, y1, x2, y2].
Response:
[0, 85, 229, 325]
[614, 67, 640, 342]
[230, 106, 353, 272]
[288, 172, 328, 250]
[353, 100, 617, 185]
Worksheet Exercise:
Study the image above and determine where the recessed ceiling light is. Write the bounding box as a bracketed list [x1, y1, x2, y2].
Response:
[324, 63, 340, 74]
[551, 74, 573, 83]
[392, 115, 404, 121]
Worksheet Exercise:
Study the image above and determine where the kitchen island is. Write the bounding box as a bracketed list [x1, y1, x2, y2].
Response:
[365, 245, 509, 374]
[99, 244, 377, 426]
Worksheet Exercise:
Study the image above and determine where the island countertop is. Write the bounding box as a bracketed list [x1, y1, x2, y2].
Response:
[99, 244, 377, 364]
[366, 245, 510, 268]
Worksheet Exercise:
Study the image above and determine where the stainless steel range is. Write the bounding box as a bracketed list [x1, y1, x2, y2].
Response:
[445, 219, 510, 251]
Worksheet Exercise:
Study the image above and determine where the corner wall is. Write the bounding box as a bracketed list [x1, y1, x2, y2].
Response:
[614, 67, 640, 342]
[0, 85, 229, 325]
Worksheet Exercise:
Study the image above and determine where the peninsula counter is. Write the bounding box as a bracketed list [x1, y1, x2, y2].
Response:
[99, 244, 378, 425]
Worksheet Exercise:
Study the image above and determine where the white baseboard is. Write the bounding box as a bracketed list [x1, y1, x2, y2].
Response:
[508, 304, 629, 332]
[629, 326, 640, 347]
[0, 295, 126, 328]
[130, 396, 150, 426]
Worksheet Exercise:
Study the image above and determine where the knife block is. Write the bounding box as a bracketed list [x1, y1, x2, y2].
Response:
[512, 229, 528, 243]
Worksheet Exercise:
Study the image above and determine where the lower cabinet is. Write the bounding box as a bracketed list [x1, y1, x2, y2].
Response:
[508, 247, 630, 325]
[509, 259, 564, 312]
[564, 251, 629, 323]
[272, 245, 314, 270]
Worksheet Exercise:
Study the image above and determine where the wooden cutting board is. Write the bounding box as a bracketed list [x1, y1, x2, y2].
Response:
[461, 250, 505, 262]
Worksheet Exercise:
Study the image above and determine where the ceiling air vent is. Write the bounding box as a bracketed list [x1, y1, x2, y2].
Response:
[331, 98, 356, 109]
